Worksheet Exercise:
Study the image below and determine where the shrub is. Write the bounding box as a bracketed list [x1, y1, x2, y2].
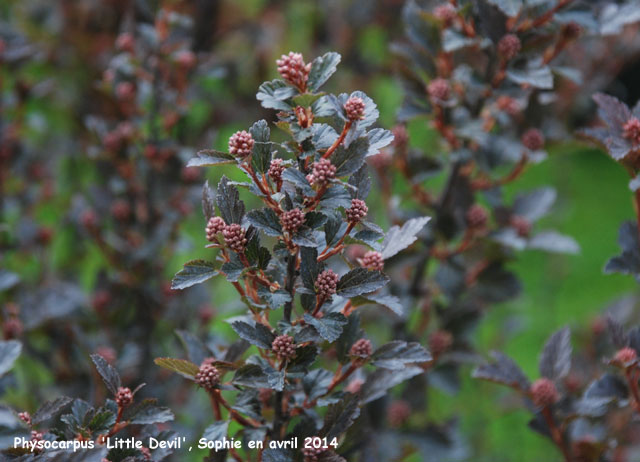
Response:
[159, 51, 434, 461]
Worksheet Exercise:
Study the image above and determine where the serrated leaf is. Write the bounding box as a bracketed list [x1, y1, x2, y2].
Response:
[304, 313, 348, 342]
[333, 137, 369, 177]
[90, 354, 121, 395]
[305, 211, 328, 229]
[247, 208, 283, 236]
[300, 247, 320, 290]
[381, 216, 430, 259]
[348, 165, 371, 200]
[349, 91, 379, 129]
[600, 3, 640, 36]
[32, 396, 73, 425]
[336, 268, 389, 298]
[88, 409, 116, 432]
[250, 120, 272, 174]
[336, 314, 361, 363]
[203, 420, 230, 442]
[257, 79, 295, 111]
[221, 253, 245, 282]
[371, 341, 432, 369]
[365, 128, 394, 157]
[287, 345, 318, 373]
[0, 340, 21, 376]
[128, 404, 174, 425]
[216, 176, 245, 225]
[319, 185, 353, 209]
[233, 364, 271, 388]
[257, 287, 292, 309]
[303, 369, 333, 401]
[308, 52, 341, 92]
[539, 327, 571, 380]
[154, 357, 200, 379]
[268, 369, 286, 391]
[171, 260, 218, 290]
[320, 393, 360, 439]
[282, 167, 314, 196]
[188, 150, 235, 167]
[231, 321, 276, 349]
[232, 389, 262, 421]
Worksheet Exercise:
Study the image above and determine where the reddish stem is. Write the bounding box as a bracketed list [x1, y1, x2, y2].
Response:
[541, 406, 571, 462]
[322, 121, 352, 159]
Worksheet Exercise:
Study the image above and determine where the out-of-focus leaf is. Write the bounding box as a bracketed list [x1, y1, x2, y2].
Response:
[528, 231, 580, 254]
[361, 366, 424, 403]
[605, 221, 640, 280]
[371, 341, 432, 370]
[539, 327, 572, 380]
[513, 188, 556, 222]
[0, 341, 21, 377]
[351, 294, 404, 317]
[507, 66, 553, 89]
[202, 181, 216, 221]
[0, 270, 20, 291]
[600, 3, 640, 35]
[472, 351, 530, 391]
[380, 217, 431, 259]
[486, 0, 522, 16]
[584, 373, 628, 400]
[607, 316, 628, 349]
[176, 330, 211, 366]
